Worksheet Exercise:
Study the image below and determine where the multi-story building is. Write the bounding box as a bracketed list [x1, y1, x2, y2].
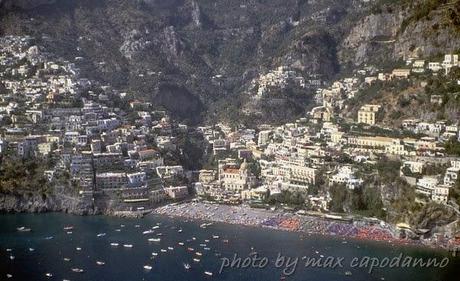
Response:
[416, 176, 439, 196]
[95, 172, 127, 189]
[357, 104, 382, 125]
[432, 184, 450, 203]
[220, 160, 256, 192]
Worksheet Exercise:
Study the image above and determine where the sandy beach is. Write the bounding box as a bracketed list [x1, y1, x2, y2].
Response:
[153, 201, 460, 251]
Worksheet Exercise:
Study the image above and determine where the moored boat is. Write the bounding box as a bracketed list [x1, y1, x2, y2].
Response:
[17, 226, 32, 232]
[71, 268, 84, 273]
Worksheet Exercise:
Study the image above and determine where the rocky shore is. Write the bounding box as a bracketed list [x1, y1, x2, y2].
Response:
[0, 193, 98, 216]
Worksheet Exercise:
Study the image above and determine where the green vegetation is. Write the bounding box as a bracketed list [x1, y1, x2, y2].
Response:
[0, 156, 51, 195]
[444, 138, 460, 156]
[450, 177, 460, 205]
[329, 184, 386, 219]
[400, 0, 460, 33]
[265, 190, 307, 208]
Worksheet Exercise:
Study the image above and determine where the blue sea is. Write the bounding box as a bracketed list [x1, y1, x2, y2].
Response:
[0, 213, 458, 281]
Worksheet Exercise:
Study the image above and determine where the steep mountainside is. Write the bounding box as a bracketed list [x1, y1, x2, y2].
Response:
[340, 0, 460, 66]
[1, 0, 459, 125]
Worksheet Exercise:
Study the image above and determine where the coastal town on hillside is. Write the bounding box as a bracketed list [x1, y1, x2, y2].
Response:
[1, 35, 460, 250]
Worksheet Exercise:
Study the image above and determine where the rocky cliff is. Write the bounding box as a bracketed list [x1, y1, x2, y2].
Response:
[0, 0, 56, 10]
[0, 0, 362, 125]
[0, 0, 459, 125]
[341, 0, 460, 66]
[0, 193, 98, 215]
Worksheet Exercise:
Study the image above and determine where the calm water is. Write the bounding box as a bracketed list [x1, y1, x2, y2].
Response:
[0, 213, 458, 281]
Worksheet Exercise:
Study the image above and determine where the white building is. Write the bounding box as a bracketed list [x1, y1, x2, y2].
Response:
[416, 176, 439, 196]
[330, 166, 363, 190]
[432, 184, 450, 203]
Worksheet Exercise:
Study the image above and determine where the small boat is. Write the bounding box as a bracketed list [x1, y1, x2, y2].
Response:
[160, 249, 167, 253]
[76, 247, 82, 251]
[204, 271, 213, 276]
[168, 247, 174, 250]
[17, 227, 31, 232]
[72, 268, 84, 273]
[223, 239, 229, 243]
[196, 252, 202, 256]
[123, 244, 133, 248]
[45, 273, 53, 278]
[178, 242, 184, 246]
[96, 261, 105, 266]
[143, 230, 154, 235]
[29, 248, 34, 252]
[204, 239, 210, 243]
[212, 235, 219, 239]
[6, 274, 12, 278]
[152, 252, 158, 256]
[204, 247, 211, 251]
[144, 265, 152, 271]
[148, 238, 161, 242]
[200, 244, 207, 247]
[135, 225, 141, 228]
[9, 255, 15, 260]
[63, 226, 74, 231]
[152, 226, 160, 229]
[187, 247, 194, 252]
[192, 237, 196, 240]
[97, 233, 106, 237]
[178, 229, 183, 233]
[157, 233, 163, 236]
[193, 258, 200, 262]
[345, 271, 352, 276]
[6, 248, 12, 252]
[120, 224, 125, 228]
[183, 263, 191, 270]
[110, 243, 119, 247]
[63, 258, 71, 262]
[115, 229, 121, 232]
[45, 236, 54, 240]
[67, 231, 73, 235]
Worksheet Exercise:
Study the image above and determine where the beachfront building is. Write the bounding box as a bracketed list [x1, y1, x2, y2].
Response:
[165, 186, 189, 200]
[220, 160, 256, 192]
[241, 186, 269, 201]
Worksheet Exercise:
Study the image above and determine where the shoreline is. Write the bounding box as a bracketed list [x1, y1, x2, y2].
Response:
[152, 201, 460, 253]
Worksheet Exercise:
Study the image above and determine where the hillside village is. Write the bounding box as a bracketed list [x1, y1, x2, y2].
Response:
[1, 35, 460, 245]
